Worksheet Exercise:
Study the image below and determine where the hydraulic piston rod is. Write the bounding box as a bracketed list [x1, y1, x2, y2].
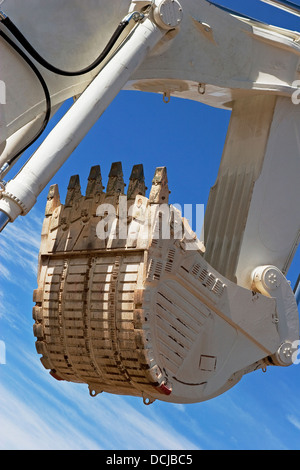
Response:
[259, 0, 300, 16]
[0, 211, 10, 231]
[0, 1, 183, 231]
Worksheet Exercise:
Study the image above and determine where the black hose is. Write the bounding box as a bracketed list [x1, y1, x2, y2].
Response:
[0, 29, 51, 166]
[0, 14, 132, 167]
[1, 16, 130, 77]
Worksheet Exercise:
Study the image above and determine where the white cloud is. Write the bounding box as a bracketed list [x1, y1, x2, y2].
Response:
[0, 207, 200, 450]
[287, 414, 300, 432]
[0, 357, 200, 450]
[0, 208, 42, 279]
[0, 381, 101, 450]
[0, 197, 298, 451]
[0, 260, 11, 281]
[0, 208, 42, 327]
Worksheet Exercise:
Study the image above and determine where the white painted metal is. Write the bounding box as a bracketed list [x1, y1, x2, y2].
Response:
[203, 95, 300, 290]
[0, 0, 133, 147]
[153, 0, 183, 29]
[0, 0, 299, 404]
[1, 0, 300, 151]
[34, 164, 297, 404]
[253, 265, 299, 365]
[0, 13, 168, 223]
[237, 98, 300, 288]
[0, 102, 62, 173]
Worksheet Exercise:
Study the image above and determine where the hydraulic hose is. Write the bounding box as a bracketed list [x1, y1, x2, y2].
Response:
[0, 12, 135, 77]
[0, 29, 51, 167]
[0, 10, 141, 169]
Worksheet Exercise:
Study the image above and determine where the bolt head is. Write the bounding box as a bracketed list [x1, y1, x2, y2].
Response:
[276, 342, 295, 367]
[154, 0, 183, 30]
[262, 267, 281, 291]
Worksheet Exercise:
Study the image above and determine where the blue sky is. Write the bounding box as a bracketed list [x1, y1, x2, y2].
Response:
[0, 0, 300, 450]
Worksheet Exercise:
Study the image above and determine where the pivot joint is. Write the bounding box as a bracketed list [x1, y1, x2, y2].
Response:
[153, 0, 183, 30]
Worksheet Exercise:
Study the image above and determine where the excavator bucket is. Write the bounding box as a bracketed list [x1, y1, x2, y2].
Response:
[32, 162, 298, 405]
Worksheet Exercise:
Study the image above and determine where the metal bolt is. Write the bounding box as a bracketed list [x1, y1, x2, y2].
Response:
[263, 267, 281, 290]
[283, 346, 292, 358]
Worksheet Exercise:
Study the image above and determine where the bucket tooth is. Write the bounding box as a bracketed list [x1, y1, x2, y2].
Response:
[35, 162, 279, 405]
[85, 165, 104, 198]
[45, 184, 61, 217]
[149, 167, 170, 204]
[127, 164, 146, 201]
[40, 184, 61, 254]
[106, 162, 125, 197]
[65, 174, 82, 207]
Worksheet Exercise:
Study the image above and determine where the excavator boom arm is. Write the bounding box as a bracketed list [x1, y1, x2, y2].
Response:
[0, 0, 299, 405]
